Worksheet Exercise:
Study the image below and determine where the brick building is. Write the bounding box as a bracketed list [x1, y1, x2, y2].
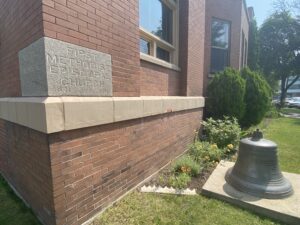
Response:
[0, 0, 249, 225]
[204, 0, 250, 91]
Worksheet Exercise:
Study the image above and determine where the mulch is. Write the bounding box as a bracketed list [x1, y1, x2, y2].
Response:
[144, 163, 217, 193]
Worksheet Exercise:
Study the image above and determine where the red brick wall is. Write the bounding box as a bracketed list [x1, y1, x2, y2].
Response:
[42, 0, 141, 97]
[48, 109, 202, 225]
[0, 0, 206, 98]
[0, 0, 44, 97]
[179, 0, 205, 96]
[140, 0, 205, 97]
[0, 119, 55, 225]
[204, 0, 244, 93]
[140, 61, 181, 96]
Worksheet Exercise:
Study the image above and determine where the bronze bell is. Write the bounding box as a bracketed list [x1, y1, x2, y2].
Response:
[225, 129, 293, 199]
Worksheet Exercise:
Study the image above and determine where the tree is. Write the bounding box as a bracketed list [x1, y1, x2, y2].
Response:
[248, 19, 260, 71]
[259, 11, 300, 107]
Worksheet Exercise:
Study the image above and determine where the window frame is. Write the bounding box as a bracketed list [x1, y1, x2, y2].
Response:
[139, 0, 180, 71]
[210, 17, 231, 75]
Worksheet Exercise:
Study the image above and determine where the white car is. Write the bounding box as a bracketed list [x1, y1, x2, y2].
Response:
[289, 98, 300, 108]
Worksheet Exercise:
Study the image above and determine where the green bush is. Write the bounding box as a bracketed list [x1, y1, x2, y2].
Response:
[168, 173, 191, 189]
[241, 68, 272, 127]
[189, 141, 223, 164]
[202, 117, 241, 148]
[207, 68, 246, 121]
[172, 155, 201, 177]
[266, 105, 281, 118]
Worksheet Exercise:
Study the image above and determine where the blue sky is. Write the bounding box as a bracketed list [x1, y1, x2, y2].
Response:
[246, 0, 295, 27]
[246, 0, 274, 26]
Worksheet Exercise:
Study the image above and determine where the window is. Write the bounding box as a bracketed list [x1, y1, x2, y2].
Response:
[241, 31, 248, 68]
[244, 39, 248, 67]
[241, 32, 245, 68]
[139, 0, 179, 68]
[210, 19, 230, 73]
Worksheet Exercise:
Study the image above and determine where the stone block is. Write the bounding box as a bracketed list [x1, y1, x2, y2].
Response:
[63, 97, 113, 130]
[142, 96, 163, 117]
[19, 37, 112, 97]
[43, 98, 64, 133]
[113, 97, 143, 122]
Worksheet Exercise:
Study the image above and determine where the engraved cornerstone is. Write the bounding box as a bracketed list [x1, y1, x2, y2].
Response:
[19, 37, 112, 96]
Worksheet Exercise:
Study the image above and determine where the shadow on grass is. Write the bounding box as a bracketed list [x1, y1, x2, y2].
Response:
[0, 176, 41, 225]
[292, 118, 300, 125]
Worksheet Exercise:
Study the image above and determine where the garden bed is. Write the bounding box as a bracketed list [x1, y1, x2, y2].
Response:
[143, 117, 240, 193]
[143, 153, 236, 193]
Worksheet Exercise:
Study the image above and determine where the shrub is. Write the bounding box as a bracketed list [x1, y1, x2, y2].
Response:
[207, 68, 246, 121]
[241, 68, 272, 127]
[168, 173, 191, 189]
[202, 117, 241, 148]
[189, 141, 223, 164]
[172, 155, 201, 177]
[265, 105, 281, 118]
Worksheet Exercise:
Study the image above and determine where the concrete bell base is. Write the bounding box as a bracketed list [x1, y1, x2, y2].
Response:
[202, 161, 300, 225]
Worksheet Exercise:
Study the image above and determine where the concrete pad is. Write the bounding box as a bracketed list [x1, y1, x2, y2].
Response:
[202, 161, 300, 225]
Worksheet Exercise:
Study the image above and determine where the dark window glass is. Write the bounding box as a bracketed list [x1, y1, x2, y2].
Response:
[241, 32, 245, 68]
[245, 39, 248, 67]
[211, 48, 229, 73]
[157, 47, 170, 62]
[210, 19, 230, 73]
[139, 0, 173, 44]
[140, 38, 150, 54]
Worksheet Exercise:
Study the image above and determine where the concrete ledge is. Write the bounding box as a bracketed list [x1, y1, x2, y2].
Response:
[202, 161, 300, 225]
[0, 96, 205, 133]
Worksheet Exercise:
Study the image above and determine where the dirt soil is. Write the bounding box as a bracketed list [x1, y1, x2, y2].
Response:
[144, 164, 216, 193]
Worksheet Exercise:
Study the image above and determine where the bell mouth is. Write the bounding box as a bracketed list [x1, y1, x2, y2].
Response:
[225, 167, 294, 199]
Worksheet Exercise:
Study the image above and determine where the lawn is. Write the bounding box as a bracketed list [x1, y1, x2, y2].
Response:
[94, 192, 282, 225]
[259, 117, 300, 174]
[0, 176, 41, 225]
[0, 117, 299, 225]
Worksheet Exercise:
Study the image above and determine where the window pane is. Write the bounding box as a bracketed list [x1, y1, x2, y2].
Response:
[245, 39, 248, 67]
[211, 19, 230, 49]
[140, 0, 173, 44]
[210, 48, 229, 73]
[157, 47, 170, 62]
[140, 38, 150, 54]
[241, 32, 245, 68]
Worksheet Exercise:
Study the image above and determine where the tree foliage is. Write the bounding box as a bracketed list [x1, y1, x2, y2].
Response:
[259, 11, 300, 106]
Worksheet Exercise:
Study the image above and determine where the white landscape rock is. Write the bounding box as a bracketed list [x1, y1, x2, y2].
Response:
[140, 185, 197, 195]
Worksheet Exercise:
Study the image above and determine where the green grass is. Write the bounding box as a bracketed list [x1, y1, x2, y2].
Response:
[0, 176, 41, 225]
[259, 117, 300, 174]
[94, 192, 282, 225]
[280, 108, 300, 115]
[1, 118, 299, 225]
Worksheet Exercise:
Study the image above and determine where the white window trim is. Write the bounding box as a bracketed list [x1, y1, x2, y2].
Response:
[139, 0, 180, 70]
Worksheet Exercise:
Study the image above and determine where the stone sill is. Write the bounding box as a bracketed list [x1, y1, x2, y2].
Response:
[0, 96, 205, 134]
[140, 53, 181, 71]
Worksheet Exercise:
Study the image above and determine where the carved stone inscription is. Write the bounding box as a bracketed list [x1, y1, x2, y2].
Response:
[19, 37, 112, 96]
